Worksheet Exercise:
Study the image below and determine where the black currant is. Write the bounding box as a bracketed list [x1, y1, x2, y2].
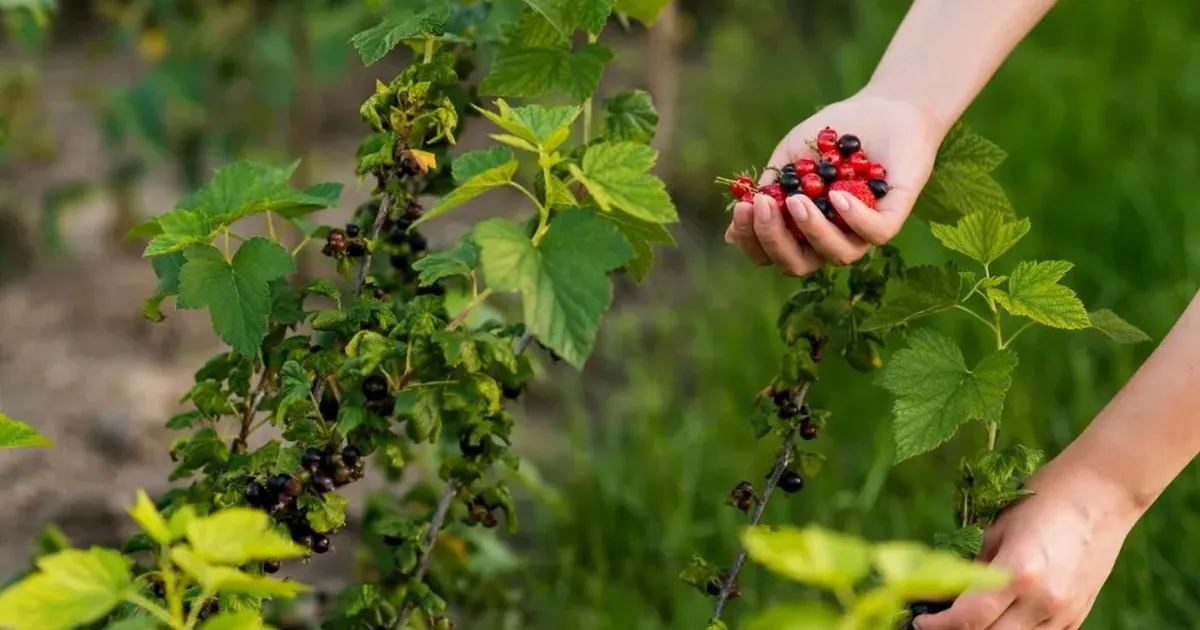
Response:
[264, 560, 281, 574]
[320, 243, 335, 257]
[346, 242, 366, 257]
[151, 580, 165, 598]
[460, 433, 485, 458]
[813, 197, 833, 218]
[362, 374, 389, 401]
[408, 232, 428, 252]
[318, 395, 339, 422]
[341, 445, 361, 467]
[772, 389, 790, 407]
[301, 448, 323, 471]
[266, 474, 290, 495]
[244, 481, 267, 507]
[909, 601, 953, 617]
[705, 579, 722, 597]
[345, 223, 361, 238]
[502, 383, 523, 400]
[780, 162, 796, 175]
[800, 422, 818, 441]
[778, 172, 800, 193]
[283, 478, 302, 497]
[817, 160, 838, 183]
[867, 178, 890, 199]
[312, 474, 335, 494]
[311, 534, 331, 554]
[417, 282, 446, 297]
[481, 512, 499, 529]
[779, 401, 799, 419]
[778, 470, 804, 494]
[836, 134, 861, 157]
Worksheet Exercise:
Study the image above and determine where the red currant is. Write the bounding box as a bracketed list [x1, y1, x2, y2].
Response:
[867, 163, 887, 180]
[795, 158, 818, 176]
[837, 164, 857, 181]
[759, 183, 786, 207]
[820, 150, 842, 167]
[800, 173, 825, 198]
[816, 127, 839, 153]
[848, 151, 871, 175]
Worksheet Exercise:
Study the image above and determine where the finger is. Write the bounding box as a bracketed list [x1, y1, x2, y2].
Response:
[830, 189, 905, 247]
[729, 201, 771, 265]
[915, 589, 1017, 630]
[751, 194, 820, 276]
[987, 600, 1050, 630]
[792, 194, 870, 266]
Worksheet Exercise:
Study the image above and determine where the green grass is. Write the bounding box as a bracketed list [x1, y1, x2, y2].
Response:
[510, 1, 1200, 628]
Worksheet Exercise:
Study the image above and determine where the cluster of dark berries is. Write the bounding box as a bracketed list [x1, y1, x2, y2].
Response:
[704, 573, 741, 600]
[321, 223, 367, 258]
[727, 480, 758, 514]
[465, 495, 501, 529]
[361, 373, 392, 413]
[718, 127, 892, 239]
[459, 432, 490, 459]
[901, 600, 954, 628]
[773, 388, 818, 441]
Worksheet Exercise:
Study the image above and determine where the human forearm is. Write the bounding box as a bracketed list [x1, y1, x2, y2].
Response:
[1057, 293, 1200, 515]
[858, 0, 1060, 135]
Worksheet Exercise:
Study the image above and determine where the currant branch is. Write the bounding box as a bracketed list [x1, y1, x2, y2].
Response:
[711, 382, 812, 621]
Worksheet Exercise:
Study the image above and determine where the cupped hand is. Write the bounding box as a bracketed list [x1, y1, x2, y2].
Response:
[915, 458, 1144, 630]
[724, 95, 942, 275]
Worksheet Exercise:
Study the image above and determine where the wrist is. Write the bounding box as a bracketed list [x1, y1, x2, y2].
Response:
[1040, 440, 1152, 527]
[854, 77, 957, 141]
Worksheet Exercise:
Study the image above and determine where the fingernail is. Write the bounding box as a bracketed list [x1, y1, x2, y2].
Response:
[788, 196, 809, 222]
[733, 205, 751, 228]
[830, 191, 851, 212]
[753, 196, 771, 223]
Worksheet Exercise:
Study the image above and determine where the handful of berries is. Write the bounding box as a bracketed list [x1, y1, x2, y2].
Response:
[717, 127, 892, 240]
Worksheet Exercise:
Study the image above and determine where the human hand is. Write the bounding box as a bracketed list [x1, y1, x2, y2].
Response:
[915, 457, 1144, 630]
[724, 94, 942, 275]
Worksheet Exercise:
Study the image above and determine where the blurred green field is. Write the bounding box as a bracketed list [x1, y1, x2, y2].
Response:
[512, 1, 1200, 629]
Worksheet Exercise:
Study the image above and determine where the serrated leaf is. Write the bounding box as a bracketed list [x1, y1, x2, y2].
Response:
[276, 360, 312, 420]
[860, 263, 974, 332]
[563, 0, 615, 34]
[0, 413, 51, 449]
[0, 548, 132, 630]
[481, 43, 613, 103]
[411, 239, 481, 287]
[301, 493, 348, 534]
[185, 508, 308, 565]
[452, 146, 515, 183]
[519, 0, 569, 37]
[873, 541, 1009, 599]
[601, 212, 674, 283]
[191, 161, 339, 225]
[129, 490, 172, 545]
[938, 122, 1007, 172]
[1088, 309, 1151, 344]
[199, 611, 273, 630]
[989, 260, 1089, 329]
[474, 209, 632, 368]
[929, 210, 1030, 265]
[103, 617, 159, 630]
[742, 603, 841, 630]
[740, 524, 872, 590]
[143, 209, 211, 257]
[171, 547, 307, 599]
[570, 141, 677, 223]
[351, 0, 452, 66]
[302, 278, 341, 304]
[933, 526, 985, 558]
[614, 0, 670, 24]
[475, 100, 581, 152]
[178, 238, 296, 357]
[602, 89, 658, 144]
[413, 157, 517, 229]
[877, 329, 1016, 463]
[915, 164, 1012, 223]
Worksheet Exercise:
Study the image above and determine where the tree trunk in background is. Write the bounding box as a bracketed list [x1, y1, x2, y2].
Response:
[647, 1, 681, 181]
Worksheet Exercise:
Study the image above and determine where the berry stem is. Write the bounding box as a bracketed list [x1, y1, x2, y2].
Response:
[711, 382, 812, 621]
[240, 368, 273, 444]
[266, 211, 277, 242]
[291, 235, 313, 257]
[181, 587, 216, 630]
[123, 593, 176, 629]
[446, 288, 494, 332]
[507, 181, 545, 216]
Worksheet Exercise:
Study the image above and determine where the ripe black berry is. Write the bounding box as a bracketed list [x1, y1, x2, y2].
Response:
[779, 401, 799, 418]
[320, 243, 335, 257]
[362, 375, 389, 401]
[778, 470, 804, 494]
[267, 474, 290, 495]
[346, 242, 366, 257]
[312, 474, 335, 494]
[301, 448, 323, 471]
[813, 197, 833, 218]
[816, 160, 838, 183]
[772, 389, 790, 407]
[319, 395, 339, 422]
[800, 422, 818, 441]
[482, 512, 499, 529]
[341, 445, 360, 467]
[151, 580, 165, 598]
[502, 384, 523, 400]
[311, 534, 331, 554]
[909, 601, 953, 617]
[460, 433, 485, 458]
[836, 134, 862, 157]
[409, 232, 428, 252]
[264, 560, 281, 574]
[705, 579, 722, 597]
[244, 481, 267, 507]
[780, 163, 796, 175]
[778, 172, 800, 194]
[345, 223, 361, 238]
[417, 282, 447, 297]
[867, 178, 890, 199]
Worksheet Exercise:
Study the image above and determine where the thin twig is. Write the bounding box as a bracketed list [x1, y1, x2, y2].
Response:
[239, 371, 272, 443]
[711, 382, 812, 620]
[393, 331, 535, 627]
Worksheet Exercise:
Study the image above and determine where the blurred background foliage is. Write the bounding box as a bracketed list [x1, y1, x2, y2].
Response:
[1, 0, 1198, 629]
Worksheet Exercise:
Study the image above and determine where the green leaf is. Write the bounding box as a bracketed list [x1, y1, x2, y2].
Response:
[742, 603, 841, 630]
[474, 209, 632, 368]
[413, 154, 517, 229]
[167, 505, 198, 542]
[933, 526, 985, 558]
[200, 611, 274, 630]
[171, 547, 308, 599]
[938, 122, 1007, 172]
[929, 210, 1030, 265]
[143, 209, 211, 257]
[569, 141, 677, 223]
[191, 161, 339, 225]
[563, 0, 616, 34]
[0, 548, 133, 630]
[860, 263, 974, 332]
[412, 238, 481, 288]
[481, 42, 613, 103]
[128, 490, 172, 546]
[475, 100, 581, 152]
[103, 618, 159, 630]
[519, 0, 569, 37]
[877, 329, 1017, 463]
[915, 165, 1012, 224]
[185, 508, 309, 565]
[989, 261, 1090, 329]
[873, 541, 1010, 599]
[614, 0, 670, 24]
[351, 0, 452, 65]
[1088, 309, 1151, 344]
[0, 413, 51, 449]
[178, 238, 296, 357]
[740, 524, 872, 590]
[303, 493, 348, 534]
[601, 212, 674, 283]
[276, 360, 312, 420]
[452, 146, 515, 183]
[602, 89, 658, 144]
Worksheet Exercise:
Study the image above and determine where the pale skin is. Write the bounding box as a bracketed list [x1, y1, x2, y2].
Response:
[724, 0, 1200, 628]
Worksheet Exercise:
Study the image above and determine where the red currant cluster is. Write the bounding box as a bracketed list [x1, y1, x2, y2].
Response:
[717, 127, 893, 240]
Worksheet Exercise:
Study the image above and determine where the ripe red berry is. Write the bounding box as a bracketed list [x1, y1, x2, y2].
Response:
[829, 180, 878, 210]
[730, 176, 755, 200]
[782, 211, 804, 242]
[848, 151, 871, 174]
[816, 127, 839, 153]
[759, 183, 786, 207]
[867, 162, 887, 180]
[837, 164, 857, 181]
[800, 173, 825, 198]
[795, 158, 818, 176]
[820, 150, 842, 167]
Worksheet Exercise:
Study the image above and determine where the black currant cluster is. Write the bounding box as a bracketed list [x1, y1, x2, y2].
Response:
[321, 223, 367, 259]
[727, 481, 758, 514]
[351, 199, 448, 300]
[464, 495, 501, 529]
[899, 600, 954, 629]
[704, 572, 741, 600]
